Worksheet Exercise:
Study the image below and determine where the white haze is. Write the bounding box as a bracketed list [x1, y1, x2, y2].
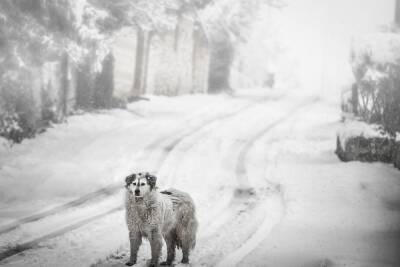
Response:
[279, 0, 394, 98]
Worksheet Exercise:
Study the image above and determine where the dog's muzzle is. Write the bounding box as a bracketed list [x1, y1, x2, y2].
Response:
[134, 189, 140, 196]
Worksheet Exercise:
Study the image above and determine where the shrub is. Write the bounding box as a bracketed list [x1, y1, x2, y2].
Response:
[349, 33, 400, 135]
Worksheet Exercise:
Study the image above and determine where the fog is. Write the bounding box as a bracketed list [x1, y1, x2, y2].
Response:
[0, 1, 399, 267]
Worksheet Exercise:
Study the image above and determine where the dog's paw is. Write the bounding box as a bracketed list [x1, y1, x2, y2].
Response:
[125, 261, 136, 266]
[160, 261, 172, 266]
[181, 259, 189, 264]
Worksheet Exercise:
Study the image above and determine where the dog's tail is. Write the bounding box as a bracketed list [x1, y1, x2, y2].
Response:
[160, 188, 198, 249]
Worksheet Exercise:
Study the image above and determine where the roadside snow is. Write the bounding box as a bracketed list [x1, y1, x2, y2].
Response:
[239, 102, 400, 267]
[337, 120, 389, 149]
[0, 94, 242, 217]
[0, 91, 399, 267]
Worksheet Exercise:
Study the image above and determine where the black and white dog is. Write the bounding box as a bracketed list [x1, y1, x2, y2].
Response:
[125, 172, 197, 266]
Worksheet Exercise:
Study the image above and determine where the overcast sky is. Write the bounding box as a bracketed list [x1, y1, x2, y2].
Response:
[280, 0, 395, 97]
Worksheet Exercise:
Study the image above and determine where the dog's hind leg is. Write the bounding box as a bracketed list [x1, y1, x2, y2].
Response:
[126, 231, 142, 266]
[178, 228, 195, 264]
[149, 228, 163, 267]
[180, 230, 196, 264]
[160, 231, 176, 266]
[181, 241, 190, 264]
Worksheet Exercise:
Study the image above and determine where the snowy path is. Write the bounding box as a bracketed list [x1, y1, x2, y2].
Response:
[0, 91, 399, 267]
[238, 101, 400, 267]
[0, 92, 276, 261]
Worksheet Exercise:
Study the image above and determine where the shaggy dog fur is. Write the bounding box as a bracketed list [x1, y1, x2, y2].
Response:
[125, 172, 197, 266]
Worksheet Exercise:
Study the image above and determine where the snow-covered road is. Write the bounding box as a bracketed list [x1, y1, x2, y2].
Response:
[0, 90, 399, 267]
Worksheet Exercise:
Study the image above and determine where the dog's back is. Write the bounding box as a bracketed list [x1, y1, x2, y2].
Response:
[160, 188, 198, 249]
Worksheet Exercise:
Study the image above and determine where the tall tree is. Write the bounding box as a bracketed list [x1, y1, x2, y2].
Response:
[94, 52, 115, 108]
[199, 0, 285, 93]
[132, 28, 152, 96]
[59, 52, 70, 119]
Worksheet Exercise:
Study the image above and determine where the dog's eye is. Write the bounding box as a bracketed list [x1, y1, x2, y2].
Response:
[132, 182, 136, 185]
[141, 183, 146, 186]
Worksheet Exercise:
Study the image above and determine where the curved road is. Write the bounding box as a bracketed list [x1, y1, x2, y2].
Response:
[2, 91, 399, 267]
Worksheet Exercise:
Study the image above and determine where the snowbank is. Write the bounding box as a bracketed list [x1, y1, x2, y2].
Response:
[336, 119, 396, 164]
[0, 92, 254, 207]
[337, 120, 389, 149]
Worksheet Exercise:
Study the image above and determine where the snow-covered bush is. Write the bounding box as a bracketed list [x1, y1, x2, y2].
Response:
[0, 0, 109, 142]
[349, 33, 400, 135]
[0, 0, 125, 142]
[336, 120, 394, 163]
[337, 33, 400, 166]
[0, 112, 24, 143]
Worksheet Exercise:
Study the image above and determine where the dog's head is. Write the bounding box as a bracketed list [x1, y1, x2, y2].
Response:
[125, 172, 157, 199]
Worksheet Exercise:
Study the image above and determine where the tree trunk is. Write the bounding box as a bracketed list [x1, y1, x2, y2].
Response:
[208, 30, 233, 94]
[141, 31, 152, 94]
[59, 52, 69, 119]
[192, 21, 210, 94]
[351, 83, 359, 116]
[94, 52, 115, 108]
[75, 57, 94, 109]
[132, 27, 149, 96]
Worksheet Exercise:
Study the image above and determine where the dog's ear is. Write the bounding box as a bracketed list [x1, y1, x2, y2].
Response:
[125, 173, 136, 187]
[145, 173, 157, 190]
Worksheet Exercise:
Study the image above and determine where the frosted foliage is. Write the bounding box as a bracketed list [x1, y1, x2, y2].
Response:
[337, 120, 388, 150]
[197, 0, 285, 92]
[145, 15, 207, 96]
[148, 34, 179, 96]
[362, 68, 388, 83]
[92, 0, 180, 31]
[0, 113, 22, 136]
[231, 5, 285, 89]
[352, 33, 400, 66]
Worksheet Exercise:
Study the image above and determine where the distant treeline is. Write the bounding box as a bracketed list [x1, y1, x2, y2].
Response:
[0, 0, 280, 143]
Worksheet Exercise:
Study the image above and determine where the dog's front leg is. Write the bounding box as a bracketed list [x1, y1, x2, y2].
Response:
[160, 232, 176, 266]
[126, 231, 142, 266]
[149, 228, 162, 267]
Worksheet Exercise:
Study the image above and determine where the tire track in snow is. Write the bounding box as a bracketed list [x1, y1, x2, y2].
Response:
[0, 94, 280, 263]
[154, 96, 281, 187]
[0, 98, 247, 236]
[93, 94, 287, 266]
[190, 97, 318, 266]
[216, 97, 318, 267]
[0, 93, 280, 237]
[151, 93, 283, 176]
[0, 206, 123, 262]
[0, 186, 120, 235]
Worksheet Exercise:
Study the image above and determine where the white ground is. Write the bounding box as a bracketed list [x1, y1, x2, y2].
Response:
[0, 89, 399, 267]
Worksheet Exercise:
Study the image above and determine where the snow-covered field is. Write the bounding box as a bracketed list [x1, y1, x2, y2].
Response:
[0, 89, 399, 267]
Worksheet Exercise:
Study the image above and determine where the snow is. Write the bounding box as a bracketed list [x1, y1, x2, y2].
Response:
[363, 67, 388, 83]
[1, 1, 400, 266]
[239, 102, 400, 267]
[337, 120, 389, 149]
[0, 94, 241, 205]
[352, 33, 400, 65]
[0, 90, 399, 267]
